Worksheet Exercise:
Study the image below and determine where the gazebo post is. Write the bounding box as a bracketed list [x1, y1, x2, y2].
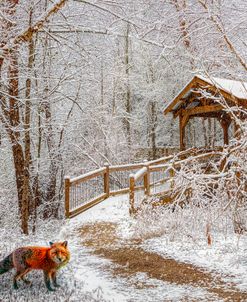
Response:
[179, 113, 189, 150]
[179, 115, 184, 150]
[220, 118, 231, 145]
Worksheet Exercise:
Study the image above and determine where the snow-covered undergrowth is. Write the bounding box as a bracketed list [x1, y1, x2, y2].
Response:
[131, 194, 247, 291]
[132, 200, 242, 242]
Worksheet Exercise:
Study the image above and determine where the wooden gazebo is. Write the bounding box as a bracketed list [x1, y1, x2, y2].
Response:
[164, 75, 247, 150]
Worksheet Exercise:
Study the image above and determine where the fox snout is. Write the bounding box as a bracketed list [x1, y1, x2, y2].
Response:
[54, 254, 66, 264]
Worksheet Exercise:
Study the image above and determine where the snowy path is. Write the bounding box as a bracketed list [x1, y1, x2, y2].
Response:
[62, 195, 247, 302]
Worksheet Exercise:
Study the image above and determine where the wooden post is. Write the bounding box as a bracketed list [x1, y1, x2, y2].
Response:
[64, 176, 70, 218]
[179, 115, 185, 150]
[220, 119, 231, 145]
[223, 123, 229, 145]
[144, 164, 150, 196]
[129, 174, 135, 215]
[179, 113, 189, 151]
[104, 163, 110, 197]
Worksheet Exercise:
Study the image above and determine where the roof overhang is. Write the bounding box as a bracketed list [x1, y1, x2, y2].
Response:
[163, 75, 247, 116]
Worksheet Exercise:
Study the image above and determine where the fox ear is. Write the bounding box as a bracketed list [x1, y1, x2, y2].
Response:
[62, 241, 68, 248]
[49, 242, 54, 246]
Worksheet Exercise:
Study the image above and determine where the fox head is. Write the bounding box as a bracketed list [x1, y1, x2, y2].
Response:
[48, 241, 70, 266]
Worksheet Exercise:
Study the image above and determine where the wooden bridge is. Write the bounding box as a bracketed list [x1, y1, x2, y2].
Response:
[64, 75, 246, 218]
[64, 147, 229, 218]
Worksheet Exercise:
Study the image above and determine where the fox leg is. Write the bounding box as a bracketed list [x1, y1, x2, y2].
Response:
[51, 271, 60, 288]
[12, 249, 31, 289]
[13, 269, 30, 289]
[44, 271, 55, 291]
[21, 269, 32, 285]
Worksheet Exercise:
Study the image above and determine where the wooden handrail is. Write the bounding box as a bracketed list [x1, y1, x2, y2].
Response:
[149, 151, 223, 171]
[70, 167, 106, 184]
[109, 163, 144, 172]
[134, 167, 147, 181]
[65, 158, 171, 218]
[149, 164, 170, 172]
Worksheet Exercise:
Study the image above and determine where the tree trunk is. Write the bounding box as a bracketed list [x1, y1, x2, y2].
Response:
[124, 23, 131, 147]
[150, 101, 157, 159]
[8, 48, 28, 233]
[43, 99, 60, 218]
[40, 30, 60, 218]
[22, 8, 35, 233]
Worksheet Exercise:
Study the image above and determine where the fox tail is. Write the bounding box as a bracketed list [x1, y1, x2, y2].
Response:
[0, 254, 13, 274]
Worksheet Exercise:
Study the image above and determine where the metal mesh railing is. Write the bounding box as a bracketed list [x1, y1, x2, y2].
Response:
[150, 167, 171, 194]
[69, 175, 104, 211]
[65, 167, 107, 217]
[108, 164, 144, 193]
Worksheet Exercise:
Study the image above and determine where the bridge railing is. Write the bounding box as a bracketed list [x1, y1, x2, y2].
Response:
[128, 148, 225, 214]
[65, 147, 226, 218]
[65, 167, 107, 218]
[64, 155, 174, 218]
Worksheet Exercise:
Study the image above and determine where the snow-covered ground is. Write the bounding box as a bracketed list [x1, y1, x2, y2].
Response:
[62, 195, 247, 301]
[141, 231, 247, 292]
[1, 195, 247, 301]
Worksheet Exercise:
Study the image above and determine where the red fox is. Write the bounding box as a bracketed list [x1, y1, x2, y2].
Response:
[0, 241, 70, 291]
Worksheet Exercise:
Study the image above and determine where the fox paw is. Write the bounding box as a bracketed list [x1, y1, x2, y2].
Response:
[54, 283, 61, 288]
[47, 286, 56, 292]
[23, 279, 32, 285]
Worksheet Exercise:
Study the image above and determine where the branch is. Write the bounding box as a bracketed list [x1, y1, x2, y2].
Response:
[198, 0, 247, 71]
[73, 0, 140, 29]
[2, 0, 68, 52]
